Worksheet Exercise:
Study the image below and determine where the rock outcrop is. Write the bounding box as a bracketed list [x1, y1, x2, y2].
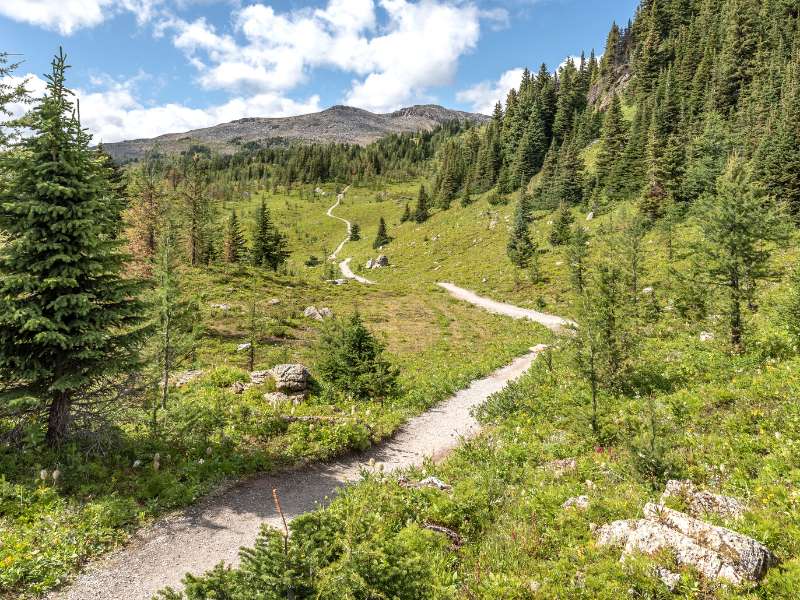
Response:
[595, 485, 775, 586]
[304, 306, 333, 320]
[270, 364, 311, 393]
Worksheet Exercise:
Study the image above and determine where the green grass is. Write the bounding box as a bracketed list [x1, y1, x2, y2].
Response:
[0, 180, 552, 598]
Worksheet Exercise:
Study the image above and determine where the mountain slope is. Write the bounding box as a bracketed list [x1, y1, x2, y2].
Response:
[103, 104, 489, 162]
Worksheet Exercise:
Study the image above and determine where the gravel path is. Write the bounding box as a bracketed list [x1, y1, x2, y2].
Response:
[438, 282, 576, 334]
[325, 186, 375, 284]
[51, 343, 550, 600]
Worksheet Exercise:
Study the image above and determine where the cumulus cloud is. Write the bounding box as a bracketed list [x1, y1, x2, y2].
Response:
[3, 73, 321, 143]
[0, 0, 162, 35]
[456, 67, 524, 115]
[169, 0, 483, 112]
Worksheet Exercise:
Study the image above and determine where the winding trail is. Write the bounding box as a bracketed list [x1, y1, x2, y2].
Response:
[438, 282, 576, 334]
[326, 186, 375, 284]
[52, 284, 568, 600]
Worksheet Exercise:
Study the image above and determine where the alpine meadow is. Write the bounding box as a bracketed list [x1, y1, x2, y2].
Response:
[3, 0, 800, 598]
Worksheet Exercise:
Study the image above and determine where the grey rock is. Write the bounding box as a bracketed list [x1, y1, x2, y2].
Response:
[562, 495, 590, 510]
[660, 480, 745, 520]
[270, 364, 311, 393]
[265, 391, 305, 407]
[373, 254, 389, 268]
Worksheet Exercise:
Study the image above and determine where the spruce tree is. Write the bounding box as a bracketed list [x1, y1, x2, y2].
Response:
[252, 200, 289, 270]
[555, 137, 585, 206]
[595, 94, 628, 194]
[513, 109, 547, 189]
[697, 156, 789, 350]
[550, 202, 575, 246]
[349, 222, 361, 241]
[181, 154, 214, 266]
[568, 224, 590, 294]
[0, 51, 147, 445]
[224, 210, 247, 263]
[507, 201, 535, 269]
[400, 203, 411, 223]
[0, 52, 29, 146]
[414, 185, 430, 223]
[373, 217, 390, 249]
[316, 313, 399, 402]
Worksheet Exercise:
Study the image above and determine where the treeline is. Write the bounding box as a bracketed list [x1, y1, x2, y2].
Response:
[429, 0, 800, 221]
[173, 120, 472, 193]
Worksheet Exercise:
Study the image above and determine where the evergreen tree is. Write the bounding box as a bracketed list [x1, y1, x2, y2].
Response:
[595, 94, 628, 194]
[373, 217, 390, 249]
[181, 154, 215, 266]
[126, 155, 166, 272]
[349, 222, 361, 241]
[568, 224, 590, 294]
[252, 201, 289, 270]
[414, 185, 430, 223]
[224, 210, 247, 263]
[682, 112, 731, 204]
[152, 220, 199, 427]
[513, 108, 548, 189]
[697, 157, 789, 350]
[550, 202, 575, 246]
[0, 51, 147, 445]
[316, 313, 399, 402]
[507, 201, 535, 268]
[0, 53, 29, 145]
[400, 203, 411, 223]
[555, 137, 585, 206]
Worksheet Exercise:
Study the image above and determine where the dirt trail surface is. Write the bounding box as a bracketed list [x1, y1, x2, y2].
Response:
[51, 342, 551, 600]
[326, 186, 352, 261]
[438, 282, 576, 333]
[340, 257, 374, 285]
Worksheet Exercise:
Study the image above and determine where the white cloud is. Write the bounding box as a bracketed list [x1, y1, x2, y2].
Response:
[0, 0, 162, 35]
[169, 0, 483, 112]
[456, 67, 524, 115]
[3, 73, 321, 143]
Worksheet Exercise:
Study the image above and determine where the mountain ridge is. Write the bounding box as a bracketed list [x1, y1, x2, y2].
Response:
[103, 104, 489, 162]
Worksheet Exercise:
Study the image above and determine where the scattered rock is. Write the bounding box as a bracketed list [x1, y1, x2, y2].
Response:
[210, 303, 231, 311]
[595, 500, 776, 585]
[655, 567, 681, 592]
[249, 371, 271, 385]
[642, 287, 654, 295]
[562, 495, 590, 510]
[267, 298, 281, 306]
[416, 476, 452, 491]
[237, 342, 252, 352]
[304, 306, 333, 320]
[660, 480, 745, 520]
[230, 381, 252, 395]
[265, 391, 305, 406]
[270, 364, 311, 393]
[543, 457, 577, 477]
[699, 331, 715, 342]
[366, 258, 374, 269]
[174, 370, 204, 387]
[586, 212, 594, 221]
[372, 254, 389, 268]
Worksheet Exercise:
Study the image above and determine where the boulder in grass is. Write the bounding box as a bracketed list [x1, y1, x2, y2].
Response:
[270, 364, 310, 393]
[660, 480, 745, 520]
[250, 371, 271, 385]
[304, 306, 323, 320]
[374, 254, 389, 268]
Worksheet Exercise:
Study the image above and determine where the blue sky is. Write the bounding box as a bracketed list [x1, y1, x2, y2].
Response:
[1, 0, 639, 142]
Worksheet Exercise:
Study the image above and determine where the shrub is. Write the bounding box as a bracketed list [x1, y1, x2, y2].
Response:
[316, 313, 399, 402]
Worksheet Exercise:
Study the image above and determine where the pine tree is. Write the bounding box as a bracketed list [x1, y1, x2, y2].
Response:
[153, 220, 199, 428]
[252, 201, 289, 270]
[513, 108, 548, 189]
[550, 202, 575, 246]
[181, 154, 215, 266]
[595, 94, 628, 194]
[0, 51, 147, 445]
[373, 217, 390, 249]
[349, 223, 361, 241]
[507, 201, 535, 269]
[224, 210, 247, 263]
[568, 224, 590, 294]
[126, 155, 166, 273]
[697, 157, 789, 350]
[414, 185, 430, 223]
[316, 313, 399, 402]
[400, 203, 411, 223]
